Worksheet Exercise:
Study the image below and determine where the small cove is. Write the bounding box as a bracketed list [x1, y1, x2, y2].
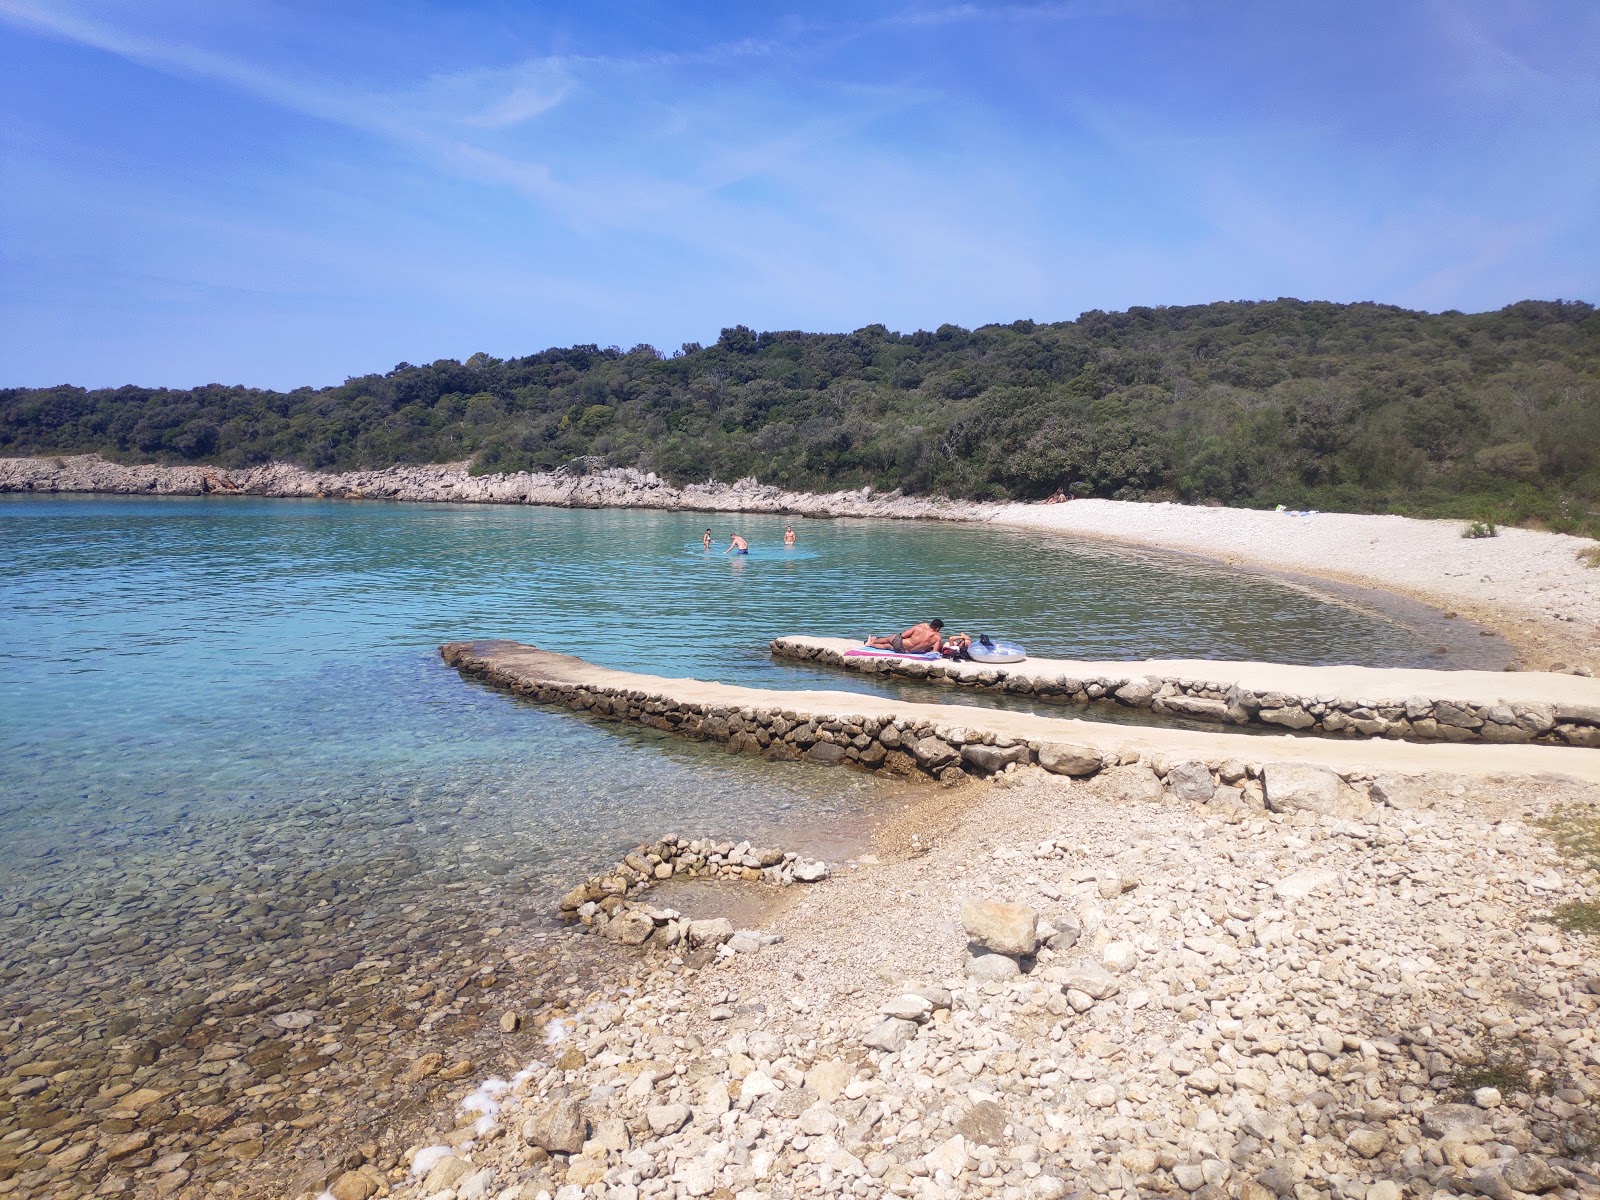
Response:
[0, 492, 1508, 1196]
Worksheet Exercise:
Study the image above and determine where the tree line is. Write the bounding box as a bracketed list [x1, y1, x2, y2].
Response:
[3, 298, 1597, 536]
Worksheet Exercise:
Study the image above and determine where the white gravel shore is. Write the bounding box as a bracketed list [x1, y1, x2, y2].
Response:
[344, 764, 1600, 1200]
[993, 501, 1600, 674]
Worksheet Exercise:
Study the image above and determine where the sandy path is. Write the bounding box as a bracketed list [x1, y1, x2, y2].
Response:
[994, 500, 1600, 672]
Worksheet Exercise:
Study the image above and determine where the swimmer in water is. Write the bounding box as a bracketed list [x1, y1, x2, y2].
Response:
[724, 533, 749, 555]
[702, 529, 713, 549]
[783, 525, 796, 546]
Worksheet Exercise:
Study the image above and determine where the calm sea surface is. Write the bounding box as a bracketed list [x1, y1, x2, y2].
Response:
[2, 493, 1500, 883]
[0, 493, 1504, 1194]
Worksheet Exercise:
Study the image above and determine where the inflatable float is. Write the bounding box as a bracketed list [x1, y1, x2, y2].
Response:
[965, 635, 1027, 664]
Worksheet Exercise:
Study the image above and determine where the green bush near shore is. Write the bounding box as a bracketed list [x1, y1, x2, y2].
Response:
[4, 298, 1598, 536]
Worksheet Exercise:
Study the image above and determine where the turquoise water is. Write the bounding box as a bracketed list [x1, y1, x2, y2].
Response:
[2, 492, 1496, 881]
[0, 493, 1503, 1192]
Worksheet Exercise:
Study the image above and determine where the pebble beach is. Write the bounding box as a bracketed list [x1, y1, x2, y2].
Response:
[2, 457, 1599, 1200]
[348, 760, 1600, 1200]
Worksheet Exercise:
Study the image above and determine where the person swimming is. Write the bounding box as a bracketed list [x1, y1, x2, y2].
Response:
[702, 529, 713, 549]
[724, 533, 749, 555]
[783, 525, 796, 546]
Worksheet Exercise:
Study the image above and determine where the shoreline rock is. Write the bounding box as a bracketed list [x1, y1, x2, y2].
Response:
[0, 453, 994, 522]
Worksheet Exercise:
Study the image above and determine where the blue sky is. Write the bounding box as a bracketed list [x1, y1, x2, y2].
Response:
[2, 1, 1597, 390]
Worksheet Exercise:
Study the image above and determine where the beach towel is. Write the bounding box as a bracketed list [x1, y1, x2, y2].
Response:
[843, 647, 943, 661]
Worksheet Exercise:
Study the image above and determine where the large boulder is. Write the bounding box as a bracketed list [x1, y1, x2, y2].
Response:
[1165, 760, 1216, 804]
[1262, 763, 1344, 813]
[960, 743, 1029, 773]
[605, 910, 656, 946]
[1037, 743, 1102, 777]
[911, 737, 959, 771]
[1105, 764, 1164, 804]
[961, 898, 1039, 956]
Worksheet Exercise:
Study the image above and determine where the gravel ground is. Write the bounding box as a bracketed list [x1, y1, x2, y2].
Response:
[338, 762, 1600, 1200]
[992, 502, 1600, 674]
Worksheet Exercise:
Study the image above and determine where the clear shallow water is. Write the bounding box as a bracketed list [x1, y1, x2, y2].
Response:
[1, 492, 1496, 878]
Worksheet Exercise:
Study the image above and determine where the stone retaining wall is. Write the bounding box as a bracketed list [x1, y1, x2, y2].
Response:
[441, 641, 1114, 786]
[769, 638, 1600, 749]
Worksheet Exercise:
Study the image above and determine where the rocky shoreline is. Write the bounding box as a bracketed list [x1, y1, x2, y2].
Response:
[0, 455, 992, 522]
[324, 759, 1600, 1200]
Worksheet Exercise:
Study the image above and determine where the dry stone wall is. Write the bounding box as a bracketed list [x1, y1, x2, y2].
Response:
[439, 645, 1406, 822]
[769, 637, 1600, 749]
[440, 641, 1111, 787]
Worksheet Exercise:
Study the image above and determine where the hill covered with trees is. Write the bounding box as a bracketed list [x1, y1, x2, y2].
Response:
[4, 298, 1597, 535]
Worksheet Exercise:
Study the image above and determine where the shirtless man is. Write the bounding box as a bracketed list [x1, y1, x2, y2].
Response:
[867, 619, 943, 653]
[783, 525, 796, 546]
[724, 534, 749, 555]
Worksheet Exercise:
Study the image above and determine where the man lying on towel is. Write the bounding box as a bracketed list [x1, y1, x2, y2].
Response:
[866, 619, 944, 654]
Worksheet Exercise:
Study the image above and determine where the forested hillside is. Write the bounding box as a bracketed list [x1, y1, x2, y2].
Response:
[5, 299, 1598, 534]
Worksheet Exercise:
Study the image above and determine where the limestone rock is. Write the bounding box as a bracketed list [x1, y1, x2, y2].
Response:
[911, 737, 959, 771]
[422, 1155, 473, 1193]
[960, 898, 1039, 956]
[646, 1103, 691, 1135]
[1100, 940, 1137, 973]
[1262, 763, 1343, 813]
[863, 1017, 918, 1053]
[965, 951, 1023, 981]
[961, 742, 1029, 773]
[1166, 760, 1215, 803]
[1106, 764, 1164, 804]
[1273, 868, 1339, 899]
[687, 918, 734, 948]
[522, 1098, 587, 1154]
[1420, 1103, 1487, 1139]
[1060, 960, 1119, 999]
[1499, 1154, 1561, 1193]
[607, 909, 656, 946]
[1345, 1128, 1388, 1158]
[329, 1170, 378, 1200]
[1036, 743, 1102, 776]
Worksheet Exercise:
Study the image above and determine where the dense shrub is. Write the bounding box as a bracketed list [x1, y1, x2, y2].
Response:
[3, 299, 1597, 535]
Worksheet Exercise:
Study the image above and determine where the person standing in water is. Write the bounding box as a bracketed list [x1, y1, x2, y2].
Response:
[702, 529, 713, 550]
[783, 525, 796, 546]
[724, 534, 749, 555]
